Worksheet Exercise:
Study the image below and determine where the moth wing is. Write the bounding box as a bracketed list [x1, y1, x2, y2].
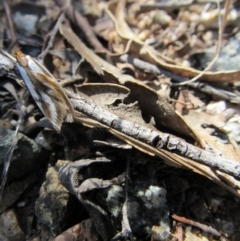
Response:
[16, 63, 59, 129]
[16, 63, 40, 101]
[32, 72, 74, 126]
[26, 56, 55, 78]
[32, 72, 75, 114]
[17, 61, 74, 131]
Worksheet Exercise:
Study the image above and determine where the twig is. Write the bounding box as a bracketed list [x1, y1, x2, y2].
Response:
[54, 0, 107, 52]
[39, 13, 65, 59]
[138, 0, 224, 13]
[111, 151, 133, 241]
[67, 90, 240, 178]
[172, 214, 220, 237]
[175, 223, 184, 241]
[2, 0, 18, 50]
[119, 54, 240, 103]
[179, 0, 230, 85]
[2, 49, 239, 106]
[186, 82, 240, 104]
[139, 0, 193, 11]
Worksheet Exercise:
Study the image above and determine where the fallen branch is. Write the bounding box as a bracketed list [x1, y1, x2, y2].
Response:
[67, 90, 240, 178]
[0, 51, 240, 178]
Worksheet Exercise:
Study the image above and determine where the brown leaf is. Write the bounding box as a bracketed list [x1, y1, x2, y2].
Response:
[53, 220, 100, 241]
[60, 24, 199, 142]
[105, 0, 240, 83]
[70, 91, 240, 197]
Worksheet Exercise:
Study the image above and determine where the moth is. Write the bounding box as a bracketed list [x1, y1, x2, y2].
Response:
[14, 50, 74, 132]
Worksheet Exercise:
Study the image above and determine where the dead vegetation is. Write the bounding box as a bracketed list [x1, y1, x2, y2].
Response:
[0, 0, 240, 240]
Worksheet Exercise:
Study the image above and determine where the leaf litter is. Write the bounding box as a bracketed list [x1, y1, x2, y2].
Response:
[0, 0, 240, 240]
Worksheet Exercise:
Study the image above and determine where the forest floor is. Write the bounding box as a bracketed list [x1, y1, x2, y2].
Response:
[0, 0, 240, 240]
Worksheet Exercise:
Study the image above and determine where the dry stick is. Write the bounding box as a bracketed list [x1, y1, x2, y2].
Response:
[186, 82, 240, 104]
[112, 151, 133, 241]
[2, 0, 18, 50]
[39, 13, 65, 59]
[140, 0, 224, 10]
[139, 0, 193, 11]
[172, 214, 220, 237]
[67, 91, 240, 178]
[54, 0, 107, 52]
[175, 223, 184, 241]
[119, 54, 240, 103]
[179, 0, 230, 85]
[138, 0, 224, 14]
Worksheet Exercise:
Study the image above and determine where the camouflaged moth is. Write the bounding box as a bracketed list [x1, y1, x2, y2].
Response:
[14, 50, 74, 132]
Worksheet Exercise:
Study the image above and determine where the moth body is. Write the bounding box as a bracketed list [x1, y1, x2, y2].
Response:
[14, 50, 74, 132]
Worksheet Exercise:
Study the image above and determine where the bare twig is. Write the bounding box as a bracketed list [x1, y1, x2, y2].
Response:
[2, 0, 18, 50]
[179, 0, 230, 85]
[54, 0, 107, 52]
[67, 90, 240, 178]
[39, 13, 65, 59]
[138, 0, 224, 13]
[119, 54, 240, 103]
[172, 214, 220, 237]
[111, 151, 133, 241]
[175, 223, 184, 241]
[186, 82, 240, 104]
[139, 0, 193, 12]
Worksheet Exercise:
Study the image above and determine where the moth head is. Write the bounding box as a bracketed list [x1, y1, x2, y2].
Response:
[13, 49, 28, 67]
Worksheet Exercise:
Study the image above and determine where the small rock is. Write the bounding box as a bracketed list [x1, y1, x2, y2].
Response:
[0, 208, 24, 241]
[222, 221, 235, 238]
[35, 160, 83, 236]
[151, 226, 177, 241]
[189, 198, 208, 220]
[0, 128, 48, 182]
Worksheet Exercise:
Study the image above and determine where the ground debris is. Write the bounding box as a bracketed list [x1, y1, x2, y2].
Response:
[0, 0, 240, 240]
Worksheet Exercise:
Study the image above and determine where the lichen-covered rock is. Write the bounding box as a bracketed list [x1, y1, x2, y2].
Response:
[151, 226, 177, 241]
[58, 155, 170, 240]
[0, 128, 49, 213]
[0, 128, 48, 182]
[35, 160, 83, 236]
[0, 208, 24, 241]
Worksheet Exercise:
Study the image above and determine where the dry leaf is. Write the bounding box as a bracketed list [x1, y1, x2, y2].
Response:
[105, 0, 240, 83]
